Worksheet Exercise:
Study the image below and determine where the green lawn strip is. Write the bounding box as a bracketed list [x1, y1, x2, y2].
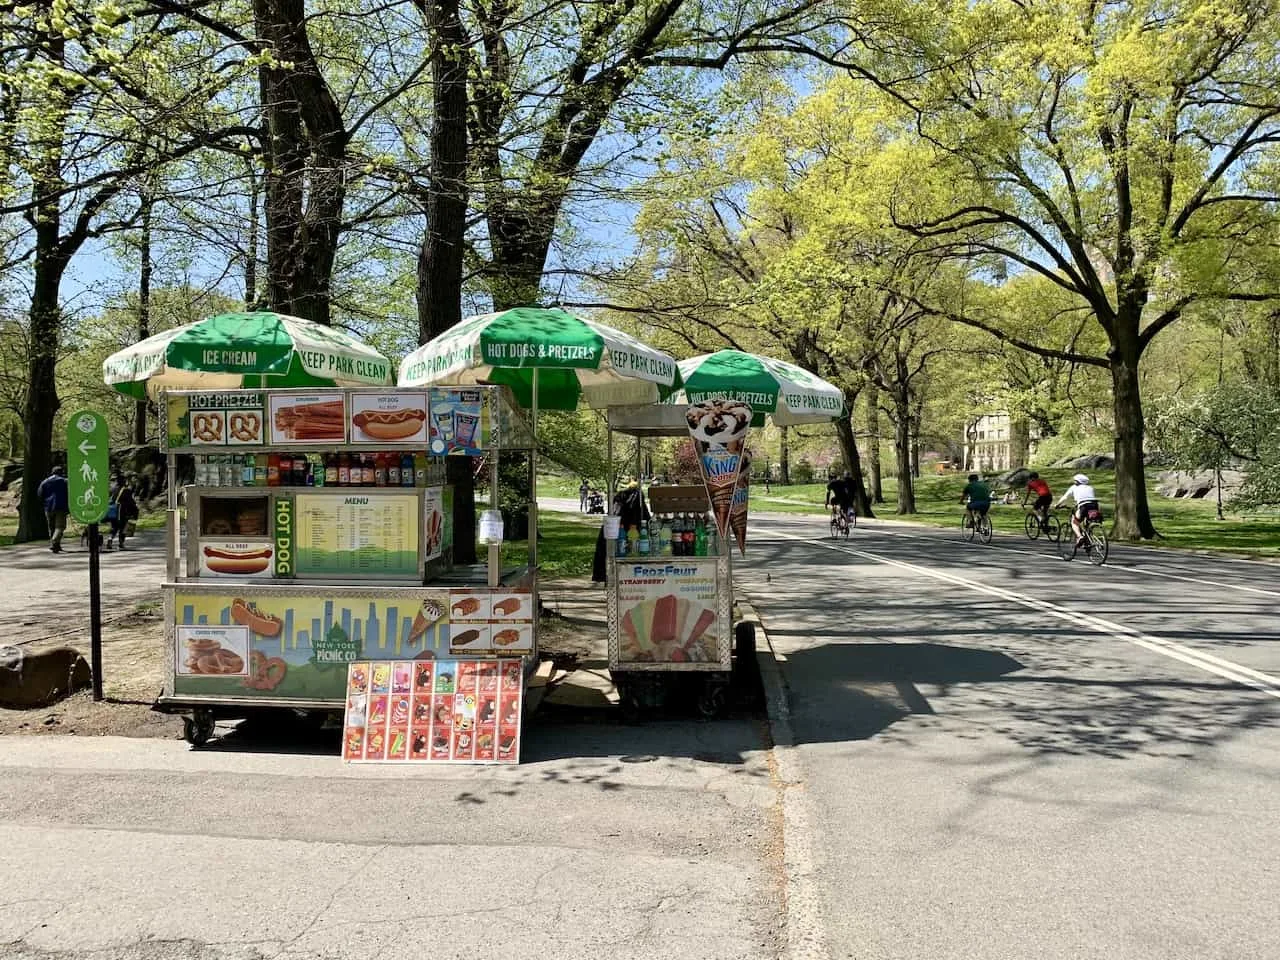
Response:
[502, 510, 598, 578]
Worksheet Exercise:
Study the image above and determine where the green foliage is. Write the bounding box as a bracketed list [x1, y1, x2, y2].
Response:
[792, 459, 814, 484]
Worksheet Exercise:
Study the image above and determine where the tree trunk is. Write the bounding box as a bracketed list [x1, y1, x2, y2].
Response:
[18, 260, 65, 543]
[1110, 323, 1156, 539]
[1010, 416, 1031, 468]
[487, 209, 555, 310]
[779, 425, 790, 484]
[910, 409, 921, 478]
[415, 0, 469, 344]
[835, 415, 874, 519]
[133, 185, 153, 446]
[254, 0, 347, 325]
[892, 390, 916, 514]
[415, 0, 474, 563]
[866, 388, 883, 502]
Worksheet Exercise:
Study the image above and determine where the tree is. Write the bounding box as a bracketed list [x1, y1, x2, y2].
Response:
[851, 0, 1280, 538]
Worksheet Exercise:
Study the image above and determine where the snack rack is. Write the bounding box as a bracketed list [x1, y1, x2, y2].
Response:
[155, 386, 538, 755]
[604, 404, 740, 720]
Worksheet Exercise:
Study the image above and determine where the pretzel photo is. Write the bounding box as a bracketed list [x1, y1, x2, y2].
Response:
[192, 412, 224, 442]
[229, 411, 261, 443]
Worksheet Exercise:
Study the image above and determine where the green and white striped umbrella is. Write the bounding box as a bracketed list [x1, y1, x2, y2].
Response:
[103, 311, 393, 400]
[677, 350, 845, 426]
[397, 307, 681, 409]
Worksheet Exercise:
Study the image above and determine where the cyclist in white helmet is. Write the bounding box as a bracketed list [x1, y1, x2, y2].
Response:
[1055, 473, 1101, 549]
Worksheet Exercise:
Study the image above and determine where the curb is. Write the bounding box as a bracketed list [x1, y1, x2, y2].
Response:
[737, 597, 829, 960]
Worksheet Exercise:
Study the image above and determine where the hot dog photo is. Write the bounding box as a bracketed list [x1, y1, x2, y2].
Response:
[350, 393, 429, 444]
[200, 540, 274, 577]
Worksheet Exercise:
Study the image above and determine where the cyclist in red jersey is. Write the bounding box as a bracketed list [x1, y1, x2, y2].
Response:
[1022, 472, 1053, 533]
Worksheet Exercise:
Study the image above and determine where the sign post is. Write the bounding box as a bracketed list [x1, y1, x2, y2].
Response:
[67, 410, 110, 702]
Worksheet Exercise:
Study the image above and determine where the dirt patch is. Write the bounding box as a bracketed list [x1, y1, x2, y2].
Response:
[538, 578, 608, 662]
[0, 691, 184, 738]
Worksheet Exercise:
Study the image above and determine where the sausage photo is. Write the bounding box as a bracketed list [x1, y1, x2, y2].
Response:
[203, 545, 272, 575]
[352, 408, 426, 441]
[230, 598, 283, 637]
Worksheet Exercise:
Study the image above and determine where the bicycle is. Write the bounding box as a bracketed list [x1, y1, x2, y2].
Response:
[961, 504, 993, 544]
[1058, 513, 1109, 565]
[829, 504, 852, 539]
[1023, 505, 1061, 542]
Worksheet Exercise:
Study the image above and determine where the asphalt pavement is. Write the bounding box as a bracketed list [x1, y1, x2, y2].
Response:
[736, 510, 1279, 960]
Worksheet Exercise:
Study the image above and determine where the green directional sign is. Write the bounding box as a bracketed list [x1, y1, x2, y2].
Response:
[67, 409, 111, 524]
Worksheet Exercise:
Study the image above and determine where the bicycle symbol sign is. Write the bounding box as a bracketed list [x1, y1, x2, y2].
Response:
[67, 409, 110, 524]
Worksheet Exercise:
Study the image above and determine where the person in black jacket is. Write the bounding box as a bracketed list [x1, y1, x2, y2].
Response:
[107, 475, 140, 550]
[592, 480, 650, 582]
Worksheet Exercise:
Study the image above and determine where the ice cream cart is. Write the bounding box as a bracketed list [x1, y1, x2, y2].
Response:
[604, 403, 743, 720]
[155, 384, 538, 761]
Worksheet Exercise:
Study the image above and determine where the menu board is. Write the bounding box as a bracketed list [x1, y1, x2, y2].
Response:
[166, 392, 266, 449]
[615, 561, 720, 664]
[292, 492, 420, 578]
[342, 659, 524, 764]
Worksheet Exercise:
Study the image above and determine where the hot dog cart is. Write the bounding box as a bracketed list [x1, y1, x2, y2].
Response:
[156, 385, 537, 759]
[604, 403, 742, 720]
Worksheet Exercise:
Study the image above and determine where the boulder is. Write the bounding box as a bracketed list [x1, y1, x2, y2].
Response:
[998, 467, 1032, 486]
[0, 646, 92, 709]
[1066, 454, 1115, 470]
[0, 461, 20, 491]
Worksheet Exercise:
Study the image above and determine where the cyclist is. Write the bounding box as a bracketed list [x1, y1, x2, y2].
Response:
[960, 473, 991, 527]
[1055, 473, 1101, 549]
[825, 471, 856, 525]
[1022, 472, 1053, 532]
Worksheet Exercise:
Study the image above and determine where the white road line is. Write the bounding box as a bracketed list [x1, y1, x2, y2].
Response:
[778, 513, 1280, 600]
[766, 528, 1280, 700]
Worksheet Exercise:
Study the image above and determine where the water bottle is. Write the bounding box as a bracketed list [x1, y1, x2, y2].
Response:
[637, 523, 650, 556]
[617, 529, 628, 558]
[659, 516, 673, 556]
[694, 514, 707, 557]
[706, 518, 718, 557]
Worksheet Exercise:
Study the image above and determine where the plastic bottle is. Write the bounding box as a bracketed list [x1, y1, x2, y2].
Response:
[292, 455, 307, 486]
[361, 454, 375, 486]
[659, 516, 673, 556]
[616, 529, 628, 558]
[325, 454, 338, 486]
[267, 453, 281, 486]
[683, 514, 696, 555]
[706, 516, 719, 557]
[310, 456, 322, 486]
[374, 453, 387, 486]
[388, 454, 401, 486]
[627, 524, 639, 557]
[637, 522, 650, 556]
[401, 453, 415, 487]
[253, 453, 266, 486]
[336, 453, 349, 486]
[414, 454, 428, 487]
[694, 514, 707, 557]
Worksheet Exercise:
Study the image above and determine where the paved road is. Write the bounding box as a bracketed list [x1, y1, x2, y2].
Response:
[737, 512, 1279, 960]
[0, 721, 781, 959]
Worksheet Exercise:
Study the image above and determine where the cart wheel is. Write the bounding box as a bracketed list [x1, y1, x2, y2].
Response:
[183, 711, 216, 747]
[697, 682, 728, 720]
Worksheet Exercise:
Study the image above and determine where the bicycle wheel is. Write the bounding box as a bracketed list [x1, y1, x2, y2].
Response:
[961, 512, 975, 542]
[1057, 524, 1075, 561]
[1045, 516, 1062, 542]
[1024, 513, 1040, 540]
[842, 515, 851, 539]
[977, 513, 993, 544]
[829, 514, 839, 539]
[1086, 524, 1109, 565]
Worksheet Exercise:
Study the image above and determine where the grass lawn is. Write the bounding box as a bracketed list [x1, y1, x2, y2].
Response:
[502, 510, 598, 578]
[753, 468, 1280, 558]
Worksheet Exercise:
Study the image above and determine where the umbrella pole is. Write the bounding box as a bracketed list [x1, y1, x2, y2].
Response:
[529, 368, 538, 571]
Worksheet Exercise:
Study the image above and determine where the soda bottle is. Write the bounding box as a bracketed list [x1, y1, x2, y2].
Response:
[694, 514, 707, 557]
[254, 453, 268, 486]
[292, 455, 307, 486]
[375, 453, 388, 486]
[683, 514, 696, 555]
[267, 453, 280, 486]
[361, 454, 375, 486]
[337, 453, 350, 486]
[240, 454, 254, 486]
[388, 454, 401, 486]
[401, 453, 415, 487]
[325, 454, 338, 486]
[706, 516, 718, 556]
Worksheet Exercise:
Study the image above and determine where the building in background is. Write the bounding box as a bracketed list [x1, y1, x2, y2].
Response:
[963, 412, 1033, 473]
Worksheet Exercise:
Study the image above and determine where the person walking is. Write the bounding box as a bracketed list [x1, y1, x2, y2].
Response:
[107, 475, 139, 550]
[37, 466, 70, 553]
[579, 478, 590, 512]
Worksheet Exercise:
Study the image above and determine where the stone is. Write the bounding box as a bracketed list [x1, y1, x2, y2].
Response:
[0, 646, 92, 709]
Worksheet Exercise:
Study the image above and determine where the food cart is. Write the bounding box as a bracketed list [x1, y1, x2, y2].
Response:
[155, 384, 537, 760]
[603, 404, 741, 720]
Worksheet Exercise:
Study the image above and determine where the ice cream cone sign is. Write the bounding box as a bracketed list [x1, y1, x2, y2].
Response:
[729, 447, 751, 555]
[685, 399, 751, 540]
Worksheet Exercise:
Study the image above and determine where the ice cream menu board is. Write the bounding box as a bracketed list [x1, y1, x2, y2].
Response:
[291, 492, 420, 578]
[428, 388, 489, 455]
[615, 561, 720, 664]
[342, 659, 524, 764]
